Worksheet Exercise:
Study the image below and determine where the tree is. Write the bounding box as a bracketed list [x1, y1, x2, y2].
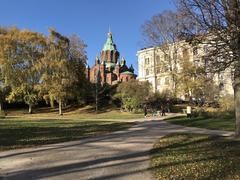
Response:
[38, 29, 87, 115]
[177, 0, 240, 136]
[0, 27, 46, 113]
[142, 10, 190, 96]
[177, 50, 217, 101]
[115, 80, 152, 112]
[68, 34, 88, 104]
[0, 79, 10, 112]
[148, 90, 175, 111]
[141, 10, 213, 101]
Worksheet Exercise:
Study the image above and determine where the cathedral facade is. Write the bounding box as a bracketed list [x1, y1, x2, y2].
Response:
[86, 31, 136, 85]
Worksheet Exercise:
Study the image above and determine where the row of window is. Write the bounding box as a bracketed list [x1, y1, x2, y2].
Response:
[145, 65, 170, 76]
[144, 55, 168, 65]
[156, 77, 170, 86]
[144, 45, 209, 64]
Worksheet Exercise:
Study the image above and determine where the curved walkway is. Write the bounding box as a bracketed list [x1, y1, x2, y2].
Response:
[0, 115, 234, 180]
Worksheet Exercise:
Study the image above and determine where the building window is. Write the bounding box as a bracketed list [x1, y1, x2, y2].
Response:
[146, 69, 149, 76]
[219, 74, 224, 81]
[164, 54, 169, 61]
[204, 45, 208, 53]
[163, 65, 169, 72]
[193, 47, 198, 55]
[94, 69, 98, 77]
[145, 58, 150, 65]
[194, 59, 201, 66]
[156, 67, 160, 74]
[156, 55, 160, 65]
[219, 82, 224, 91]
[183, 48, 189, 61]
[165, 77, 170, 85]
[204, 58, 209, 67]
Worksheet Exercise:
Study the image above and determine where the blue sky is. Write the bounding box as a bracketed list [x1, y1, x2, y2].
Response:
[0, 0, 174, 73]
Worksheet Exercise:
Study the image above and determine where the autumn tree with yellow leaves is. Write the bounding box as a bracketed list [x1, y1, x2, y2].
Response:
[0, 27, 87, 115]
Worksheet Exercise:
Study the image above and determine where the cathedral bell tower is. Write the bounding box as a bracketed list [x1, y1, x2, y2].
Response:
[100, 31, 119, 64]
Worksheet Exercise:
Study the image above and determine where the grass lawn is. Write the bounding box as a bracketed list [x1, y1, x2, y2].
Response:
[165, 115, 235, 131]
[4, 105, 144, 120]
[0, 118, 135, 152]
[151, 133, 240, 179]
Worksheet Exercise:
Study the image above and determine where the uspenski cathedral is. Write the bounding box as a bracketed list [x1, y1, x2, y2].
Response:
[86, 31, 136, 85]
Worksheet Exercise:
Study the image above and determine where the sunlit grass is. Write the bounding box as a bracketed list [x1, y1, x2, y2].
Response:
[4, 106, 144, 120]
[165, 114, 235, 131]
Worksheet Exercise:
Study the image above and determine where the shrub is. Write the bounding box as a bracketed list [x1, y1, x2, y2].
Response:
[115, 80, 152, 112]
[218, 94, 235, 112]
[0, 110, 6, 118]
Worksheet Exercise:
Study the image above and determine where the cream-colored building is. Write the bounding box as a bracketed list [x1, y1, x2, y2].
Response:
[137, 41, 234, 98]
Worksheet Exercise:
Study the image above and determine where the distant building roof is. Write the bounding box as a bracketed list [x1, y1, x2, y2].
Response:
[105, 62, 115, 68]
[121, 71, 134, 75]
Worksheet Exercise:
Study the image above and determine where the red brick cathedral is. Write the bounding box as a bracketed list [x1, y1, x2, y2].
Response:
[86, 31, 136, 85]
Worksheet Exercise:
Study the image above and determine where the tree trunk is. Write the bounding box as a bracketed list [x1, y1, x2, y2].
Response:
[59, 100, 63, 115]
[0, 102, 2, 112]
[50, 96, 55, 108]
[29, 104, 32, 114]
[234, 75, 240, 137]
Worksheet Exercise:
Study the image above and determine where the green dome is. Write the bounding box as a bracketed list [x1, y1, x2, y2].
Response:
[102, 32, 117, 51]
[121, 71, 134, 75]
[105, 62, 116, 69]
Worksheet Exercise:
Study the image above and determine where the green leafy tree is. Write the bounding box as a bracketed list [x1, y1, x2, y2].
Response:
[115, 80, 152, 111]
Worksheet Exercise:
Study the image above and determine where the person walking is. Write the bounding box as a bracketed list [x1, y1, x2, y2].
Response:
[144, 105, 147, 118]
[161, 105, 166, 116]
[187, 105, 192, 118]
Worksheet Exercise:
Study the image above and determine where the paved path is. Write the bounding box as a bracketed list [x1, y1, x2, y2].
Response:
[0, 115, 234, 180]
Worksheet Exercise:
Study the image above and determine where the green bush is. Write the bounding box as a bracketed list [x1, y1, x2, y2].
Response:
[171, 104, 187, 113]
[0, 110, 6, 118]
[219, 94, 235, 112]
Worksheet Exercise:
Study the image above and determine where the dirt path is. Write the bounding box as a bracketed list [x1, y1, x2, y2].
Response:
[0, 115, 234, 180]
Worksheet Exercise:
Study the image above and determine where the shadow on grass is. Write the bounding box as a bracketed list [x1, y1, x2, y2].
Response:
[0, 120, 134, 151]
[3, 133, 240, 180]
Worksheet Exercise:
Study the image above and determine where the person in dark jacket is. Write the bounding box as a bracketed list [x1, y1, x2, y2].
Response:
[144, 106, 147, 118]
[161, 106, 166, 116]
